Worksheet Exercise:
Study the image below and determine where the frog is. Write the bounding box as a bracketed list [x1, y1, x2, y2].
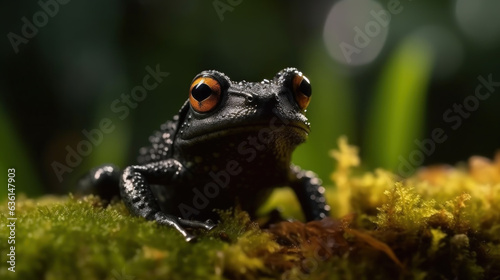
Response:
[78, 67, 330, 242]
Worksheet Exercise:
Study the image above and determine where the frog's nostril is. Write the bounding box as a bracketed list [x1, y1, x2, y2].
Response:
[246, 95, 254, 102]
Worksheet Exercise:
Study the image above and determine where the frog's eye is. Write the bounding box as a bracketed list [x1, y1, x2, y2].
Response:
[189, 76, 221, 113]
[292, 74, 312, 110]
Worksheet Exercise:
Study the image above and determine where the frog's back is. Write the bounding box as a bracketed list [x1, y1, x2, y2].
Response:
[136, 119, 177, 164]
[137, 102, 190, 164]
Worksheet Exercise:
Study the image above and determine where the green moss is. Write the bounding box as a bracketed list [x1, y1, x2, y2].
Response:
[2, 138, 500, 279]
[373, 183, 438, 232]
[2, 196, 214, 279]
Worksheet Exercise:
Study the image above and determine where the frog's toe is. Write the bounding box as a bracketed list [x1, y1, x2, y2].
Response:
[177, 218, 217, 231]
[185, 234, 197, 243]
[204, 219, 216, 230]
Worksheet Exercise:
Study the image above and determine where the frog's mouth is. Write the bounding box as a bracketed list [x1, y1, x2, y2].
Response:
[179, 121, 310, 143]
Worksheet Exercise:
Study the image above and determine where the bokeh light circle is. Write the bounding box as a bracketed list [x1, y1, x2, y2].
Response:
[455, 0, 500, 47]
[323, 0, 390, 66]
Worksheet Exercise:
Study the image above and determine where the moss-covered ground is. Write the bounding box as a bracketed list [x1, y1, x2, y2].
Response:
[2, 137, 500, 279]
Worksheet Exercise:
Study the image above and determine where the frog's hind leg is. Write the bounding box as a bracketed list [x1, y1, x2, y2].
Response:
[77, 164, 121, 202]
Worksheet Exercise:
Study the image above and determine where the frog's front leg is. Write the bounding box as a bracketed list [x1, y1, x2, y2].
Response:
[120, 160, 215, 242]
[289, 165, 330, 221]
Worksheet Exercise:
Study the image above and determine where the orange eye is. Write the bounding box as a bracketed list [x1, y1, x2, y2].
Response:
[292, 74, 312, 110]
[189, 77, 221, 113]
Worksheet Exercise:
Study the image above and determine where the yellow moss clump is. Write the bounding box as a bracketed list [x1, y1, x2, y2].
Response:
[329, 136, 360, 216]
[322, 136, 500, 279]
[328, 137, 500, 234]
[373, 183, 439, 232]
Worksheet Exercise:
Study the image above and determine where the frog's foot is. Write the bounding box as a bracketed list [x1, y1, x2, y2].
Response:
[153, 213, 216, 242]
[77, 164, 121, 202]
[154, 212, 197, 242]
[178, 218, 217, 231]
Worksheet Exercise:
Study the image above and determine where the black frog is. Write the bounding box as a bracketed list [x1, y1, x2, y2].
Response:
[79, 68, 330, 241]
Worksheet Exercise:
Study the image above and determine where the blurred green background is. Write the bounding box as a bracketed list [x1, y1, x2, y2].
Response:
[1, 0, 499, 199]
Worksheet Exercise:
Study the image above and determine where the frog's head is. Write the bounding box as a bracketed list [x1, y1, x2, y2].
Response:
[176, 68, 313, 150]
